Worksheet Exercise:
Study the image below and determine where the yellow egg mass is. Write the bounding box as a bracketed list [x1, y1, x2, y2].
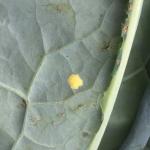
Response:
[67, 74, 83, 90]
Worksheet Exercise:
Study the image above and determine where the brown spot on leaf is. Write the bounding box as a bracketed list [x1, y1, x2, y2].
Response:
[122, 24, 128, 33]
[82, 131, 90, 138]
[101, 41, 110, 50]
[46, 3, 72, 14]
[57, 112, 65, 118]
[56, 4, 65, 13]
[73, 104, 84, 112]
[30, 116, 41, 126]
[17, 99, 27, 108]
[21, 99, 27, 107]
[116, 59, 121, 65]
[128, 3, 133, 11]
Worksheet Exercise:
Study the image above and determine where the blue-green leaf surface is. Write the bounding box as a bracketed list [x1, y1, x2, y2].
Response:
[0, 0, 128, 149]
